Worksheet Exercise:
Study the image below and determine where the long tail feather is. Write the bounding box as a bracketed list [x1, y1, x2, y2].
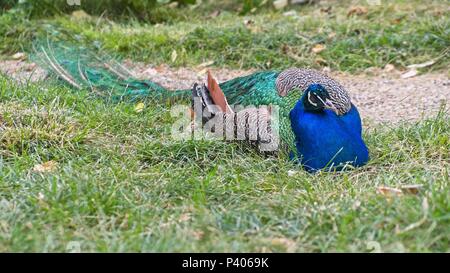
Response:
[31, 36, 190, 102]
[38, 45, 82, 89]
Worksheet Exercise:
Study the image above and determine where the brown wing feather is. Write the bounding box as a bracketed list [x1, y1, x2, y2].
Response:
[207, 71, 233, 113]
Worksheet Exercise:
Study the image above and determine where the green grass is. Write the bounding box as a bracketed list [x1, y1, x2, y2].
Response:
[0, 76, 448, 252]
[0, 0, 449, 72]
[0, 0, 449, 252]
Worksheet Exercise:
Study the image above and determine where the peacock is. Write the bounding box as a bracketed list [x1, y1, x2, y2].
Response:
[33, 41, 369, 172]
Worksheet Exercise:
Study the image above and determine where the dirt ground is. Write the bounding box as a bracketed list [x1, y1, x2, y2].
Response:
[1, 59, 449, 125]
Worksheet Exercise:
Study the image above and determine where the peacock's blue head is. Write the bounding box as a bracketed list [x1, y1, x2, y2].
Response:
[302, 83, 340, 115]
[289, 84, 337, 141]
[289, 83, 343, 162]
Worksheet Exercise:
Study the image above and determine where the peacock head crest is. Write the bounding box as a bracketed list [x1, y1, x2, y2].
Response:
[303, 83, 349, 115]
[276, 68, 352, 115]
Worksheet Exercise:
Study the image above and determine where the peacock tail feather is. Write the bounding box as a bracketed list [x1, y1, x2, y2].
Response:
[32, 38, 191, 102]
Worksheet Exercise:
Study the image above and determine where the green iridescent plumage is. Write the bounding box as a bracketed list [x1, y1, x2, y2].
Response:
[33, 41, 351, 156]
[33, 40, 189, 102]
[218, 71, 303, 152]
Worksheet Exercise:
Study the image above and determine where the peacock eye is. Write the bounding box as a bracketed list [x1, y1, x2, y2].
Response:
[307, 92, 318, 107]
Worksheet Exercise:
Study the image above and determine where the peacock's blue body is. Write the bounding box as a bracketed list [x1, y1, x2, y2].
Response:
[290, 91, 369, 172]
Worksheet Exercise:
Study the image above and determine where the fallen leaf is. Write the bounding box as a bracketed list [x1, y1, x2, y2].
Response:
[401, 184, 423, 195]
[432, 10, 446, 17]
[142, 67, 158, 76]
[38, 192, 45, 200]
[191, 230, 204, 240]
[352, 200, 362, 210]
[247, 25, 262, 33]
[407, 60, 436, 69]
[283, 10, 297, 17]
[383, 64, 396, 72]
[422, 197, 429, 212]
[171, 50, 177, 63]
[244, 19, 254, 26]
[315, 57, 327, 65]
[12, 52, 26, 60]
[168, 2, 178, 8]
[322, 67, 331, 73]
[209, 10, 221, 18]
[347, 6, 368, 17]
[259, 0, 269, 6]
[25, 222, 33, 229]
[286, 51, 302, 62]
[179, 213, 191, 222]
[24, 63, 36, 72]
[287, 170, 297, 177]
[401, 69, 418, 79]
[364, 66, 380, 75]
[392, 17, 403, 24]
[154, 64, 165, 73]
[135, 102, 145, 113]
[71, 10, 91, 21]
[33, 161, 58, 173]
[197, 60, 215, 69]
[270, 238, 296, 252]
[312, 44, 326, 54]
[327, 32, 336, 39]
[241, 16, 260, 30]
[196, 68, 208, 76]
[377, 186, 403, 197]
[273, 0, 288, 10]
[320, 6, 332, 14]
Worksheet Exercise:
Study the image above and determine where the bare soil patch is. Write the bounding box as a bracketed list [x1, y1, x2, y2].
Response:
[1, 59, 448, 125]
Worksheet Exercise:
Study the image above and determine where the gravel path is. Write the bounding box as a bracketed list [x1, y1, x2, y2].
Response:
[1, 59, 449, 125]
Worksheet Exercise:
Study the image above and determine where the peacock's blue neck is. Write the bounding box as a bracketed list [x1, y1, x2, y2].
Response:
[289, 96, 369, 172]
